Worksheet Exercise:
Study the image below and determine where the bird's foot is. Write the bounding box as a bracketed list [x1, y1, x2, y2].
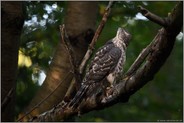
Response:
[105, 84, 114, 97]
[102, 86, 119, 103]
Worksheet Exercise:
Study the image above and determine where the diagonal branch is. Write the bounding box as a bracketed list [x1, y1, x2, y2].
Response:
[79, 1, 115, 74]
[124, 22, 167, 78]
[138, 5, 169, 27]
[1, 87, 14, 112]
[60, 24, 81, 84]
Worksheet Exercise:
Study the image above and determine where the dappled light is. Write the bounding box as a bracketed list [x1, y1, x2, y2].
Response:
[18, 50, 32, 67]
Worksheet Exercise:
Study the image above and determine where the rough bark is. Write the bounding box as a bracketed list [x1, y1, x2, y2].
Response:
[19, 2, 98, 121]
[28, 2, 182, 121]
[1, 1, 24, 121]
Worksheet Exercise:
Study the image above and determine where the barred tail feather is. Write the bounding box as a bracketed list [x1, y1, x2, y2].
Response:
[68, 84, 89, 108]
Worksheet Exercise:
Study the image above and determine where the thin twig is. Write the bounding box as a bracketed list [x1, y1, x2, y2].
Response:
[138, 5, 169, 27]
[17, 72, 71, 122]
[1, 87, 14, 112]
[79, 1, 115, 74]
[60, 25, 81, 83]
[60, 24, 81, 103]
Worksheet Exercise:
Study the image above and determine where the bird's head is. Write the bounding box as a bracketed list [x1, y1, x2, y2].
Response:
[116, 27, 131, 47]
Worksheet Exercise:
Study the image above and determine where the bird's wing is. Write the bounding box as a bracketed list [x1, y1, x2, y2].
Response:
[83, 44, 122, 84]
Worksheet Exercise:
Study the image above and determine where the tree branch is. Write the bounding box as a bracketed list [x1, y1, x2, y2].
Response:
[138, 5, 169, 27]
[1, 87, 14, 112]
[125, 35, 154, 77]
[60, 24, 81, 84]
[79, 1, 114, 74]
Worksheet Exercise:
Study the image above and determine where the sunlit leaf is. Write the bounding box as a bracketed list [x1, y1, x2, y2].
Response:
[18, 50, 32, 67]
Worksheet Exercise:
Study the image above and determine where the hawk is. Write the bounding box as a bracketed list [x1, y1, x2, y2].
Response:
[68, 27, 131, 108]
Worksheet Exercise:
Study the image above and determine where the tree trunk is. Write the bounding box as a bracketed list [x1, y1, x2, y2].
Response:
[20, 2, 98, 121]
[1, 2, 24, 121]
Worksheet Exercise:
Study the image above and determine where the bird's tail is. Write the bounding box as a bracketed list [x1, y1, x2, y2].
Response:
[68, 84, 89, 108]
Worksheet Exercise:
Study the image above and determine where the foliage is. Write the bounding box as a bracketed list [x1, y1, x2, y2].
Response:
[16, 1, 182, 121]
[16, 1, 66, 117]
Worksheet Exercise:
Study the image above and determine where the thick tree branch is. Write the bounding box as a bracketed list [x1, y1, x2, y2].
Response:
[125, 36, 155, 77]
[29, 2, 182, 121]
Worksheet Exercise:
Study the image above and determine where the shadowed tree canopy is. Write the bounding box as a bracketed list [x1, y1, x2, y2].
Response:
[1, 1, 182, 122]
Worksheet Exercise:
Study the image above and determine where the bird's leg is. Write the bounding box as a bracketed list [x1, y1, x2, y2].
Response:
[106, 73, 115, 90]
[106, 84, 113, 90]
[105, 83, 114, 97]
